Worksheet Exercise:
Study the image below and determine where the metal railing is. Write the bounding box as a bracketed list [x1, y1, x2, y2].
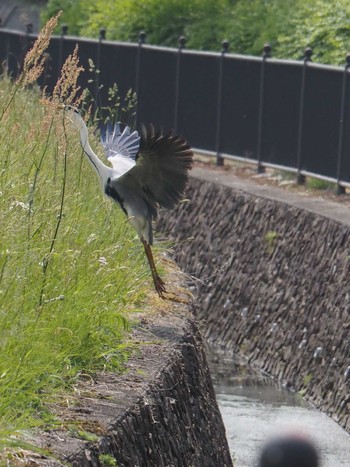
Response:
[1, 25, 350, 193]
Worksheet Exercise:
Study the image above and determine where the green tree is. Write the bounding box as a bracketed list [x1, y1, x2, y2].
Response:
[82, 0, 194, 47]
[43, 0, 350, 64]
[41, 0, 93, 36]
[275, 0, 350, 64]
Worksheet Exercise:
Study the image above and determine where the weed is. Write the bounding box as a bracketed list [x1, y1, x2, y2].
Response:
[306, 178, 336, 191]
[0, 14, 151, 448]
[264, 230, 279, 254]
[303, 373, 313, 386]
[99, 454, 118, 466]
[69, 429, 99, 443]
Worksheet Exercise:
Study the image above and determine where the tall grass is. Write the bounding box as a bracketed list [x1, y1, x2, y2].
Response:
[0, 20, 150, 443]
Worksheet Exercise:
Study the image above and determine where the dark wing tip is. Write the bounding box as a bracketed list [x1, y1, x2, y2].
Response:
[138, 123, 193, 209]
[140, 123, 193, 160]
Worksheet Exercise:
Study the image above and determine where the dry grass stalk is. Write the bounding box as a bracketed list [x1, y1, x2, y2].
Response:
[0, 12, 62, 122]
[41, 44, 85, 141]
[19, 11, 62, 87]
[52, 45, 85, 107]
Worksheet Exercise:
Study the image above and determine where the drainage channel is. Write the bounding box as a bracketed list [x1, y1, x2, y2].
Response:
[207, 347, 350, 467]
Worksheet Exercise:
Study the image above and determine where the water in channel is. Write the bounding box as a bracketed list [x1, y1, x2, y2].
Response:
[207, 347, 350, 467]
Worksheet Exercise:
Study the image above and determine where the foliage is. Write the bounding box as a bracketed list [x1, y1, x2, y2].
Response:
[275, 0, 350, 64]
[264, 230, 279, 254]
[219, 0, 294, 56]
[0, 17, 150, 444]
[184, 0, 234, 51]
[99, 454, 118, 467]
[42, 0, 350, 64]
[40, 0, 93, 36]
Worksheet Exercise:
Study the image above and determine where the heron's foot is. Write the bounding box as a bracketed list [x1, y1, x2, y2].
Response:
[153, 274, 167, 299]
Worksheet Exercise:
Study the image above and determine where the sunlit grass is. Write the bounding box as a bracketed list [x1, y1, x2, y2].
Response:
[0, 76, 150, 442]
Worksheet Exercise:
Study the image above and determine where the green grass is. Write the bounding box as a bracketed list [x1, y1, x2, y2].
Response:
[305, 177, 337, 191]
[0, 77, 150, 443]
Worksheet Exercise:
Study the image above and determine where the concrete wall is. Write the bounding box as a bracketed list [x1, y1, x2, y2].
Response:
[158, 174, 350, 433]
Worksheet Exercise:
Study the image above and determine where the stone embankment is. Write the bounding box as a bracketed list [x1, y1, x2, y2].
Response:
[31, 310, 233, 466]
[158, 167, 350, 432]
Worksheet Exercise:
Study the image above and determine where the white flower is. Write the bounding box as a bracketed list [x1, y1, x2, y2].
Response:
[98, 256, 108, 266]
[10, 201, 29, 211]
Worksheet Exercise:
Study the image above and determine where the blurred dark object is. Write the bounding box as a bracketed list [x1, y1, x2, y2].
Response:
[258, 434, 319, 467]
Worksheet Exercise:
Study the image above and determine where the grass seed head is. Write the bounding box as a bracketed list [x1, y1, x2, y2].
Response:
[20, 11, 62, 87]
[53, 45, 85, 107]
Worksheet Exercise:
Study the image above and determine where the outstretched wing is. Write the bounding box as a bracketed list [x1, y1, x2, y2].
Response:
[118, 124, 193, 215]
[100, 123, 140, 177]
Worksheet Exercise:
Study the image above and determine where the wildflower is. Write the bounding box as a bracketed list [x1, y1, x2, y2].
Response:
[10, 200, 30, 211]
[99, 256, 108, 266]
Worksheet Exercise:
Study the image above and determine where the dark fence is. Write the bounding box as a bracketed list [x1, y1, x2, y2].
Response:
[1, 26, 350, 192]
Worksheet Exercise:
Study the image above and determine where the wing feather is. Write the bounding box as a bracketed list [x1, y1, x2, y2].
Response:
[117, 124, 193, 217]
[100, 122, 140, 176]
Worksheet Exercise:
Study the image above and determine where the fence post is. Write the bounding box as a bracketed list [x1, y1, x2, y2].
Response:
[135, 31, 146, 125]
[174, 36, 186, 132]
[5, 30, 10, 76]
[335, 54, 350, 195]
[59, 24, 68, 72]
[216, 40, 229, 166]
[94, 27, 106, 110]
[256, 43, 271, 173]
[23, 23, 33, 70]
[296, 47, 312, 185]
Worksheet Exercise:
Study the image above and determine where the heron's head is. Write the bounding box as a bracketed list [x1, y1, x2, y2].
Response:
[63, 105, 85, 130]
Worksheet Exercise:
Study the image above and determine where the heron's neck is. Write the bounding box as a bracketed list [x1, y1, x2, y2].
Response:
[79, 125, 111, 180]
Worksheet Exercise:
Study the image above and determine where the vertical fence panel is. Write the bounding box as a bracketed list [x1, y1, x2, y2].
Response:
[335, 56, 350, 192]
[94, 28, 105, 110]
[0, 31, 9, 71]
[215, 40, 229, 166]
[173, 36, 186, 132]
[219, 56, 261, 159]
[92, 41, 137, 118]
[135, 32, 146, 125]
[262, 60, 302, 169]
[339, 70, 350, 185]
[40, 36, 60, 93]
[301, 65, 343, 179]
[58, 24, 68, 71]
[176, 50, 219, 149]
[0, 30, 24, 78]
[256, 44, 271, 172]
[137, 46, 177, 130]
[296, 49, 312, 183]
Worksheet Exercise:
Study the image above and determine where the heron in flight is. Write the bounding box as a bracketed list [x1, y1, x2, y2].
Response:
[65, 106, 193, 298]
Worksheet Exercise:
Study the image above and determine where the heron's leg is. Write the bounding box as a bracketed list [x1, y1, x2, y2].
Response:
[141, 239, 166, 298]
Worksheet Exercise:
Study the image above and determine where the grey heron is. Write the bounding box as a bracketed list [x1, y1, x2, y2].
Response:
[65, 106, 193, 298]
